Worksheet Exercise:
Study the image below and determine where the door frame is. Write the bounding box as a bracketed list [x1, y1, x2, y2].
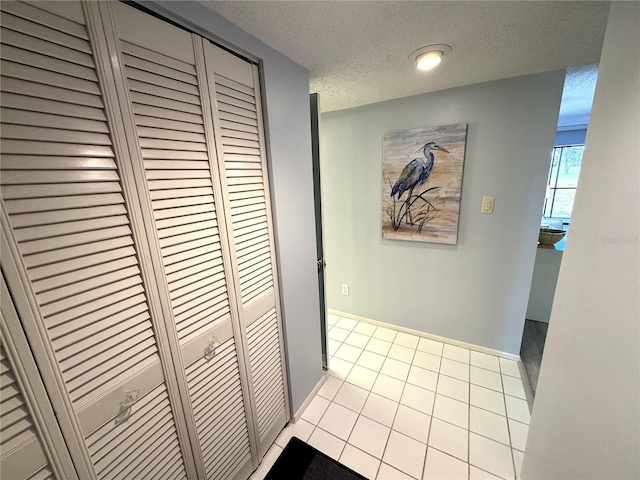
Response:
[310, 93, 328, 371]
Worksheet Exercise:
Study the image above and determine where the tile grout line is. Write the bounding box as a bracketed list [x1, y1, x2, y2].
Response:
[379, 332, 417, 476]
[467, 353, 472, 480]
[337, 326, 520, 382]
[329, 343, 521, 434]
[351, 353, 380, 476]
[336, 357, 498, 462]
[330, 321, 367, 460]
[501, 360, 518, 480]
[335, 321, 388, 476]
[419, 345, 444, 480]
[326, 317, 529, 479]
[355, 324, 396, 479]
[347, 325, 422, 478]
[374, 347, 412, 479]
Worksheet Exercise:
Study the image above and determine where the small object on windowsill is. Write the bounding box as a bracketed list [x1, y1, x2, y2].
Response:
[538, 228, 566, 247]
[540, 216, 563, 230]
[538, 236, 566, 251]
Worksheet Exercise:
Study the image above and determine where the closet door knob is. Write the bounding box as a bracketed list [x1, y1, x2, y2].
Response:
[114, 390, 139, 426]
[204, 337, 221, 361]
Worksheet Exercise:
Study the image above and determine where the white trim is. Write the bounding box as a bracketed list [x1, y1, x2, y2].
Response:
[329, 309, 521, 362]
[293, 375, 327, 423]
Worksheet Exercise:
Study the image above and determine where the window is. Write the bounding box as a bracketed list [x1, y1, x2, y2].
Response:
[543, 145, 583, 223]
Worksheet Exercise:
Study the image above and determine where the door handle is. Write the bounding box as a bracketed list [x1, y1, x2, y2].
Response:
[114, 390, 139, 426]
[204, 336, 221, 362]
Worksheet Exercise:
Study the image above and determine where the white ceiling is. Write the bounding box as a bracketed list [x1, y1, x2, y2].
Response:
[558, 64, 599, 128]
[201, 1, 610, 114]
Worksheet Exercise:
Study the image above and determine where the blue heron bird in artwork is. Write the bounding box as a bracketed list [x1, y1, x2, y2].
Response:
[391, 141, 449, 224]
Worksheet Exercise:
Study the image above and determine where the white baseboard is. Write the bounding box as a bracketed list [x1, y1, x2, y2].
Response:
[293, 374, 327, 422]
[329, 309, 521, 362]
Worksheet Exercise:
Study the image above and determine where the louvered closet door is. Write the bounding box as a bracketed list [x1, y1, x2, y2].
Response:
[108, 2, 254, 479]
[204, 43, 290, 457]
[0, 339, 53, 480]
[1, 269, 80, 480]
[0, 2, 189, 478]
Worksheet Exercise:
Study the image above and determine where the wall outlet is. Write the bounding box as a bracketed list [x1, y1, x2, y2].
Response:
[481, 196, 495, 214]
[341, 284, 349, 295]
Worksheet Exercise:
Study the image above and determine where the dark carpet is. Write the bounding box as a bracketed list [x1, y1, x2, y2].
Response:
[264, 437, 367, 480]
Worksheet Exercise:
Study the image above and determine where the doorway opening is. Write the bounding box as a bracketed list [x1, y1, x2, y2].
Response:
[521, 64, 598, 400]
[310, 93, 328, 371]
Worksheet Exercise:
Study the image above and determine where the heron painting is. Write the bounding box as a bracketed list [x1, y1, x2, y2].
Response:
[382, 124, 467, 244]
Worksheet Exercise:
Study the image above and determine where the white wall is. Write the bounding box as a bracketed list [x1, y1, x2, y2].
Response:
[141, 1, 323, 414]
[321, 71, 564, 355]
[526, 248, 563, 323]
[522, 3, 640, 478]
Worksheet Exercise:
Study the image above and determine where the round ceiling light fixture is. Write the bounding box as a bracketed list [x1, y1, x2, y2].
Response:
[410, 45, 452, 71]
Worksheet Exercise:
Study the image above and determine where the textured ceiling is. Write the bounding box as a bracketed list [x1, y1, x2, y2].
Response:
[201, 1, 610, 112]
[558, 64, 599, 127]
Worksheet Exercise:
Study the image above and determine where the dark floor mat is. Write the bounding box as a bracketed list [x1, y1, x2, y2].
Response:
[264, 437, 368, 480]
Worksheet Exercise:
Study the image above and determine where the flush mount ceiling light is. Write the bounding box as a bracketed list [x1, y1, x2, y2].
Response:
[410, 45, 452, 71]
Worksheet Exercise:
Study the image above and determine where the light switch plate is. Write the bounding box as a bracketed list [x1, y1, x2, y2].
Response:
[341, 284, 349, 295]
[481, 196, 495, 214]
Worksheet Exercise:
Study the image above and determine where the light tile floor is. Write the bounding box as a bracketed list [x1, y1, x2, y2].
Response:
[251, 315, 529, 480]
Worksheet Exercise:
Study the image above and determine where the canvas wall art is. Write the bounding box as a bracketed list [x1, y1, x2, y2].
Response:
[382, 123, 467, 244]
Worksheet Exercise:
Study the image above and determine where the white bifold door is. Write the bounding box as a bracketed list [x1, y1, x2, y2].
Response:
[0, 1, 290, 479]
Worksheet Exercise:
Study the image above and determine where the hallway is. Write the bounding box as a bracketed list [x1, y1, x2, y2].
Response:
[252, 314, 530, 479]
